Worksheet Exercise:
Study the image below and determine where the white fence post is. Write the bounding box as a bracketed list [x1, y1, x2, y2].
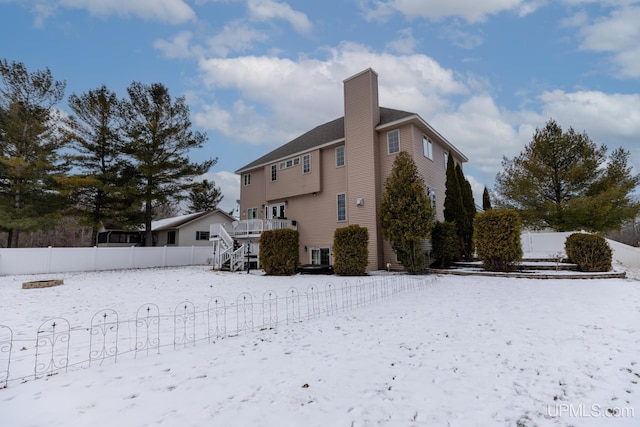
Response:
[47, 246, 53, 274]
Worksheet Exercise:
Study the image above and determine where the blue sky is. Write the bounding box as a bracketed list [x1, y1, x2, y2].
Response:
[2, 0, 639, 213]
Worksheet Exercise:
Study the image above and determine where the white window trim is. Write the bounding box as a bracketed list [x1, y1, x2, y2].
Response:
[337, 193, 347, 221]
[271, 164, 277, 181]
[336, 146, 345, 168]
[387, 129, 400, 154]
[303, 154, 311, 174]
[423, 135, 433, 160]
[243, 174, 251, 186]
[247, 207, 258, 219]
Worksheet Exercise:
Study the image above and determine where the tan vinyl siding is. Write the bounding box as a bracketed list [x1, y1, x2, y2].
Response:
[289, 143, 346, 264]
[239, 168, 266, 220]
[343, 68, 382, 271]
[265, 150, 321, 201]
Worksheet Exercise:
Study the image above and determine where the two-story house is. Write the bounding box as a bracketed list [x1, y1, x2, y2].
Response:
[221, 68, 467, 272]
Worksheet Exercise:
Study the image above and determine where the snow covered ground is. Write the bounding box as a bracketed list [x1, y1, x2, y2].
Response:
[1, 266, 639, 426]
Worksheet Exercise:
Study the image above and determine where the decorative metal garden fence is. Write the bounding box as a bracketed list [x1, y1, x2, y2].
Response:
[0, 274, 435, 388]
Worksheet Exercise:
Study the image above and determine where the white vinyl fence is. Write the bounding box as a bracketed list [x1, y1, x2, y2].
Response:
[0, 246, 213, 276]
[521, 231, 640, 268]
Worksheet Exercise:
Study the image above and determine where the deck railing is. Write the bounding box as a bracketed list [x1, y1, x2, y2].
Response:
[216, 219, 297, 238]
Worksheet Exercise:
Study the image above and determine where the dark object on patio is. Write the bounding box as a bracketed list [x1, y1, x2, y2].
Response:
[297, 264, 334, 275]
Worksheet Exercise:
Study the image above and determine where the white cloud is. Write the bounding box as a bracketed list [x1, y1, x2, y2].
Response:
[154, 31, 203, 59]
[194, 43, 469, 147]
[59, 0, 196, 24]
[362, 0, 534, 23]
[199, 170, 240, 214]
[538, 89, 640, 140]
[432, 95, 524, 177]
[386, 28, 419, 54]
[205, 21, 270, 57]
[561, 10, 589, 28]
[567, 4, 640, 78]
[247, 0, 312, 33]
[15, 0, 197, 25]
[438, 22, 485, 49]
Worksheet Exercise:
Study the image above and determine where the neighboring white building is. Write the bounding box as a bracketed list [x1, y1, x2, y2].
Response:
[98, 210, 235, 247]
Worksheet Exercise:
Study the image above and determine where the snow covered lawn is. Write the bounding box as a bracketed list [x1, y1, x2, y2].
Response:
[1, 267, 639, 426]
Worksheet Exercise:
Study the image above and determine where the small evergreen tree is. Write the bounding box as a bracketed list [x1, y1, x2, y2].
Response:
[260, 229, 299, 275]
[431, 221, 458, 268]
[443, 153, 464, 259]
[495, 119, 640, 231]
[457, 163, 475, 259]
[187, 179, 223, 213]
[380, 151, 433, 273]
[482, 187, 492, 211]
[333, 225, 368, 276]
[474, 209, 523, 271]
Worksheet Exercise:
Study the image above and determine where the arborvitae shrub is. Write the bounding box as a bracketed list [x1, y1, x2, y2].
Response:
[259, 229, 299, 275]
[474, 209, 522, 271]
[333, 225, 368, 276]
[564, 233, 612, 272]
[431, 221, 459, 268]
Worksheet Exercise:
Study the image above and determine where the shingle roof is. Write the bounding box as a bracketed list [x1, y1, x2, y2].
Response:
[235, 107, 415, 173]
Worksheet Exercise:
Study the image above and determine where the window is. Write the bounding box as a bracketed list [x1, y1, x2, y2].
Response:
[271, 164, 277, 181]
[427, 188, 436, 211]
[337, 193, 346, 221]
[167, 231, 176, 245]
[106, 232, 140, 244]
[196, 231, 210, 241]
[247, 207, 258, 219]
[387, 129, 400, 154]
[243, 174, 251, 186]
[423, 136, 433, 160]
[444, 151, 449, 168]
[279, 157, 300, 170]
[303, 154, 311, 174]
[336, 146, 345, 167]
[311, 248, 330, 265]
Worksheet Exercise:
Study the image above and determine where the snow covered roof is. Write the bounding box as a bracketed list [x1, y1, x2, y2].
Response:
[151, 210, 233, 231]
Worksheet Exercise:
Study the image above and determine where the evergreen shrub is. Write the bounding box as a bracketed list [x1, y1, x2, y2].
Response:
[431, 221, 459, 268]
[564, 233, 612, 272]
[474, 209, 522, 271]
[259, 229, 299, 275]
[333, 225, 369, 276]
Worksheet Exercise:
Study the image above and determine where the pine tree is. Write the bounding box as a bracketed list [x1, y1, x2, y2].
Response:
[495, 119, 640, 231]
[443, 153, 464, 258]
[457, 164, 475, 259]
[0, 59, 68, 247]
[187, 179, 223, 213]
[379, 151, 433, 273]
[482, 187, 492, 211]
[122, 82, 217, 246]
[63, 85, 135, 245]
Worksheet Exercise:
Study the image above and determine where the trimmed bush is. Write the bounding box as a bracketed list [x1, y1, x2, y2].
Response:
[474, 209, 522, 271]
[259, 229, 299, 275]
[564, 233, 612, 272]
[431, 221, 459, 268]
[333, 225, 369, 276]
